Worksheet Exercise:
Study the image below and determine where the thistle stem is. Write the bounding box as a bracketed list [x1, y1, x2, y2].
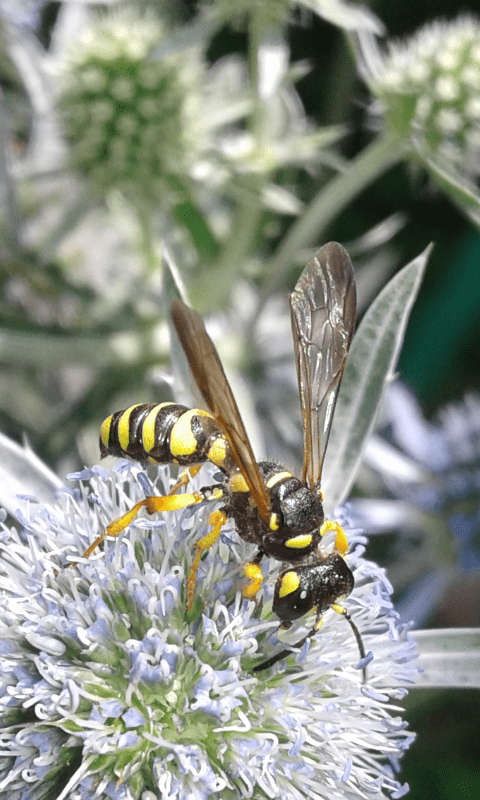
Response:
[259, 131, 407, 304]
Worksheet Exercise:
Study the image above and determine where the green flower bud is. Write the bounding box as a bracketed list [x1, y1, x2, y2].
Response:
[366, 16, 480, 173]
[58, 10, 203, 205]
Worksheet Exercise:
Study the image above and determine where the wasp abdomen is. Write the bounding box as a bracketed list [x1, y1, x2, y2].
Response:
[99, 402, 236, 471]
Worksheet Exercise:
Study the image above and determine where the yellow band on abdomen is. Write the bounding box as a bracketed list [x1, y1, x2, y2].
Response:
[142, 402, 175, 453]
[117, 404, 142, 451]
[170, 408, 211, 458]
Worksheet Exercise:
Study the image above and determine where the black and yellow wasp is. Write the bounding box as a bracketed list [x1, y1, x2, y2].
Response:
[78, 242, 365, 672]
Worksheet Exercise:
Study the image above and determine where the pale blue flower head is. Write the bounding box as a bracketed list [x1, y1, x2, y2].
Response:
[351, 383, 480, 626]
[0, 456, 416, 799]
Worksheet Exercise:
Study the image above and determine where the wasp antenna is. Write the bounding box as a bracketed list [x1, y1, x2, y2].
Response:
[343, 609, 367, 684]
[252, 646, 295, 673]
[253, 611, 367, 680]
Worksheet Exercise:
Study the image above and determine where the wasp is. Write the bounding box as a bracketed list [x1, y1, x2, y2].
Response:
[77, 242, 365, 673]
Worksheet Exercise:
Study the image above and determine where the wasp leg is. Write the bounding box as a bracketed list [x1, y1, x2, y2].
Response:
[242, 549, 265, 600]
[67, 487, 217, 567]
[320, 519, 348, 556]
[168, 464, 202, 496]
[186, 509, 226, 610]
[330, 603, 367, 682]
[242, 563, 263, 600]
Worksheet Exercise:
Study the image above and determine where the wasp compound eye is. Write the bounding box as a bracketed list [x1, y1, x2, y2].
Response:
[273, 568, 315, 621]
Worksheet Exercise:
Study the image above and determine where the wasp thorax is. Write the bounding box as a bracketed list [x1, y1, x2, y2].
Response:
[278, 483, 324, 534]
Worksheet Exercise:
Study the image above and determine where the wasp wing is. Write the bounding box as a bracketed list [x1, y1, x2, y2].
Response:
[290, 242, 356, 489]
[171, 299, 271, 521]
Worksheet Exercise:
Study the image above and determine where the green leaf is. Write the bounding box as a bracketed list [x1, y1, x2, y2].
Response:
[162, 245, 200, 408]
[171, 196, 220, 263]
[322, 245, 431, 512]
[412, 628, 480, 689]
[83, 682, 120, 700]
[167, 175, 220, 263]
[58, 719, 83, 733]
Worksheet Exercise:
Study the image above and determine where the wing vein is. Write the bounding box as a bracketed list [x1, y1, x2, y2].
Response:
[289, 242, 356, 489]
[171, 300, 271, 520]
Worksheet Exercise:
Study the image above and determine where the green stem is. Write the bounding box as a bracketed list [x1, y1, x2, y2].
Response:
[248, 8, 264, 141]
[0, 326, 168, 368]
[259, 131, 407, 303]
[136, 208, 159, 275]
[0, 87, 19, 248]
[191, 190, 261, 312]
[192, 13, 277, 312]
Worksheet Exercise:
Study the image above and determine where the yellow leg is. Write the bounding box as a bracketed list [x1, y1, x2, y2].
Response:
[242, 562, 263, 600]
[80, 498, 149, 560]
[168, 465, 202, 496]
[186, 510, 226, 610]
[69, 491, 206, 565]
[320, 519, 348, 557]
[144, 491, 204, 514]
[312, 615, 323, 636]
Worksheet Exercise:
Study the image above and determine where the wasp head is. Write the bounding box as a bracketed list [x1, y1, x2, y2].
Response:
[272, 554, 354, 623]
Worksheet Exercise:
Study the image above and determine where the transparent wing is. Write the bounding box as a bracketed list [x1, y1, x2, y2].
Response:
[171, 299, 270, 521]
[290, 242, 356, 488]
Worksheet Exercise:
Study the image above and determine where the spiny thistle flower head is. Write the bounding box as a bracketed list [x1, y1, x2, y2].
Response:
[58, 9, 204, 205]
[0, 459, 416, 799]
[351, 384, 480, 626]
[363, 16, 480, 186]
